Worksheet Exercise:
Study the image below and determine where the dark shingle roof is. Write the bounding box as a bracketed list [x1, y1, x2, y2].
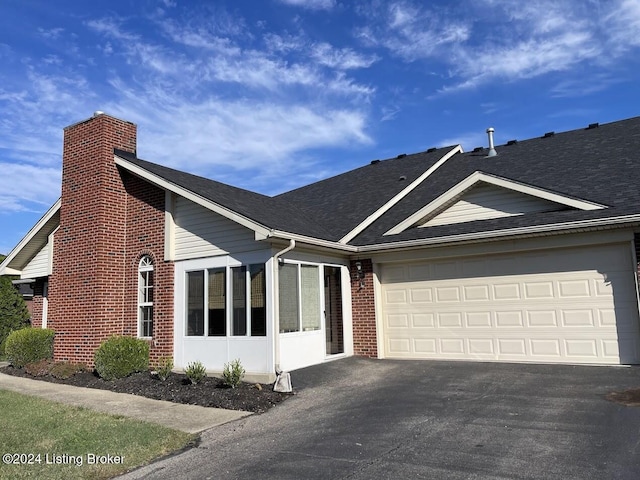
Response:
[352, 116, 640, 245]
[115, 146, 456, 242]
[115, 151, 337, 240]
[275, 147, 457, 239]
[117, 116, 640, 248]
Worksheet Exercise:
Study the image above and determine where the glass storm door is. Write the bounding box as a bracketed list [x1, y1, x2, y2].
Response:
[324, 266, 344, 355]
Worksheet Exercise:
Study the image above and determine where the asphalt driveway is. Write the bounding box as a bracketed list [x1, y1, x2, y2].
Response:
[121, 358, 640, 479]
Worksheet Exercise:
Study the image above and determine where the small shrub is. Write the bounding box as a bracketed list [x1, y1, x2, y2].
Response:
[94, 336, 149, 381]
[185, 361, 206, 384]
[5, 328, 55, 368]
[50, 361, 86, 379]
[24, 359, 54, 377]
[155, 356, 174, 381]
[222, 358, 245, 389]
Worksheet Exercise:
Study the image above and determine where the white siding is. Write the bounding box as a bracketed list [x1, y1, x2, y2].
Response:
[174, 197, 261, 260]
[22, 241, 50, 278]
[421, 183, 564, 227]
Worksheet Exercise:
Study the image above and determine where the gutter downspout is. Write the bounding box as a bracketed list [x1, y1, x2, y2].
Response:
[273, 239, 295, 373]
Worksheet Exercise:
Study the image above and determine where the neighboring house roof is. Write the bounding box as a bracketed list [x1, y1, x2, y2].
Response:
[0, 199, 60, 275]
[2, 116, 640, 276]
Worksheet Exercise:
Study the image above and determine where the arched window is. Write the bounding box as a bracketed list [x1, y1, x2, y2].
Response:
[138, 255, 154, 337]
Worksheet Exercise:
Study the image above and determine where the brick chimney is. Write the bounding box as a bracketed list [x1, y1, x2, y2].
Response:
[48, 112, 137, 364]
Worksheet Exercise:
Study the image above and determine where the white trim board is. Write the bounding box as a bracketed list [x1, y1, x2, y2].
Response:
[385, 171, 606, 236]
[339, 145, 463, 244]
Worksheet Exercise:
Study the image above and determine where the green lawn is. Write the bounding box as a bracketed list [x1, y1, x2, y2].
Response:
[0, 389, 195, 479]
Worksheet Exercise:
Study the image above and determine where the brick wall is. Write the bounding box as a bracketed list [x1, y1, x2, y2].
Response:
[122, 172, 173, 363]
[48, 113, 173, 366]
[350, 259, 377, 357]
[29, 279, 45, 328]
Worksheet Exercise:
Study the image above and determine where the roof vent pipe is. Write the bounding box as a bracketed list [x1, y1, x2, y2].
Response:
[486, 127, 497, 157]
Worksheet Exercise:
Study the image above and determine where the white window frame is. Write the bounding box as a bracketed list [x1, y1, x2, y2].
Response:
[278, 260, 322, 334]
[185, 263, 266, 338]
[138, 255, 154, 338]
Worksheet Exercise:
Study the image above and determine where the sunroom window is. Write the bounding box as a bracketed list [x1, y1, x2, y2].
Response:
[279, 263, 321, 333]
[186, 264, 266, 337]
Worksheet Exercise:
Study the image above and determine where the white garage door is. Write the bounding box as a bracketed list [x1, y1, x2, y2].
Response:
[381, 243, 640, 364]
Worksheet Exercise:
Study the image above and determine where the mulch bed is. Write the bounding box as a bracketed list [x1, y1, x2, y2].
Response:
[0, 365, 291, 414]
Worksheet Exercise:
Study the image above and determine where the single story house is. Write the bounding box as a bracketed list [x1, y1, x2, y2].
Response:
[2, 112, 640, 381]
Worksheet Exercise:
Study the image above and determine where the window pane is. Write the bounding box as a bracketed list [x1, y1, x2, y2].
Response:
[187, 271, 204, 336]
[232, 266, 247, 336]
[250, 264, 266, 336]
[141, 271, 154, 303]
[301, 265, 320, 331]
[146, 271, 154, 303]
[140, 306, 153, 337]
[208, 268, 226, 336]
[279, 263, 299, 333]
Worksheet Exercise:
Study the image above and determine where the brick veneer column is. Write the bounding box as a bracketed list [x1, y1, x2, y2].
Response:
[350, 259, 378, 357]
[48, 114, 175, 366]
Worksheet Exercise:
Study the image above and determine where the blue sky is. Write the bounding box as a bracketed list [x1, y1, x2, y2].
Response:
[2, 0, 640, 255]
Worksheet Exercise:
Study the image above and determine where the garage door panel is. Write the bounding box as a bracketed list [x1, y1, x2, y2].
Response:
[410, 288, 433, 303]
[524, 281, 555, 299]
[467, 312, 492, 327]
[558, 279, 591, 297]
[493, 283, 521, 300]
[410, 313, 432, 327]
[499, 338, 529, 356]
[469, 338, 494, 354]
[527, 310, 558, 327]
[435, 287, 460, 302]
[464, 285, 490, 301]
[381, 243, 640, 364]
[561, 310, 594, 327]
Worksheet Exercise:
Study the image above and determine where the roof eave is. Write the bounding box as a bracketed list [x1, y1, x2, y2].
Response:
[115, 155, 272, 239]
[268, 230, 357, 253]
[359, 214, 640, 253]
[0, 198, 61, 276]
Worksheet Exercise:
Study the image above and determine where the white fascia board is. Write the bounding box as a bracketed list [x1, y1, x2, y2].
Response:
[363, 214, 640, 253]
[268, 230, 358, 253]
[115, 156, 271, 239]
[339, 145, 463, 244]
[385, 171, 606, 236]
[0, 198, 61, 276]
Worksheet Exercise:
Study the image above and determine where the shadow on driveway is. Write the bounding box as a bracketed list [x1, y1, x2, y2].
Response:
[121, 358, 640, 479]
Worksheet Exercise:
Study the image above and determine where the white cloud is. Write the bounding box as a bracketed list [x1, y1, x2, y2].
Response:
[103, 80, 371, 179]
[603, 0, 640, 50]
[85, 18, 140, 42]
[0, 163, 60, 213]
[277, 0, 336, 11]
[357, 0, 640, 95]
[356, 1, 470, 62]
[310, 42, 379, 70]
[37, 27, 64, 40]
[551, 74, 622, 98]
